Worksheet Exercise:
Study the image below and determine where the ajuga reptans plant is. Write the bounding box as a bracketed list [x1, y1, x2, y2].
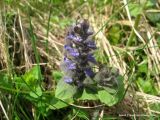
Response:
[60, 19, 97, 87]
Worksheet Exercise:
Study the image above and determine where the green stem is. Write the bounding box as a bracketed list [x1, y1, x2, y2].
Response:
[45, 0, 52, 54]
[126, 14, 141, 46]
[126, 0, 148, 46]
[28, 8, 42, 81]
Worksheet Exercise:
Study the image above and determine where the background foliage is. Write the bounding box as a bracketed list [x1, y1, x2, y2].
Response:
[0, 0, 160, 119]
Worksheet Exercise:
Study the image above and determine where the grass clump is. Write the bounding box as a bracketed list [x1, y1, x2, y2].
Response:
[0, 0, 160, 119]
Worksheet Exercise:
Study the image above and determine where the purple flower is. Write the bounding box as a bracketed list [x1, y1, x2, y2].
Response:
[84, 68, 95, 77]
[87, 54, 97, 63]
[64, 57, 76, 70]
[64, 76, 73, 83]
[64, 45, 72, 51]
[86, 40, 96, 49]
[69, 49, 79, 57]
[66, 34, 82, 42]
[64, 45, 79, 57]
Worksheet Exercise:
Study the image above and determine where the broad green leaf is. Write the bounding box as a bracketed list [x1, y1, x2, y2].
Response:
[146, 13, 160, 26]
[52, 71, 63, 82]
[29, 86, 42, 98]
[97, 75, 125, 106]
[79, 88, 98, 100]
[23, 66, 39, 85]
[14, 76, 28, 90]
[137, 78, 158, 95]
[101, 86, 117, 94]
[129, 3, 143, 17]
[29, 92, 38, 98]
[145, 0, 157, 8]
[98, 90, 116, 106]
[55, 79, 77, 100]
[48, 97, 70, 110]
[14, 66, 41, 91]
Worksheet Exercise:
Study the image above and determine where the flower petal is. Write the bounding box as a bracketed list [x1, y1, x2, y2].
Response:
[64, 57, 76, 70]
[66, 34, 82, 42]
[64, 45, 79, 57]
[87, 54, 97, 64]
[86, 40, 96, 49]
[64, 76, 73, 83]
[84, 67, 95, 77]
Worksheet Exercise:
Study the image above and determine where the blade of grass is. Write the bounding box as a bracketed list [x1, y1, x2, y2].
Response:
[28, 7, 42, 81]
[45, 0, 52, 54]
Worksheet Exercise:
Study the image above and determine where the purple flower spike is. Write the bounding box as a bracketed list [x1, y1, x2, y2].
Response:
[61, 20, 97, 85]
[64, 76, 73, 83]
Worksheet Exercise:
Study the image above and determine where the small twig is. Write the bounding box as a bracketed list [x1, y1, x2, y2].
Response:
[70, 103, 105, 109]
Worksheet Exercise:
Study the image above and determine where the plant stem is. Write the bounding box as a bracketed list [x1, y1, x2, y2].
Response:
[126, 14, 141, 46]
[28, 8, 42, 81]
[45, 0, 52, 54]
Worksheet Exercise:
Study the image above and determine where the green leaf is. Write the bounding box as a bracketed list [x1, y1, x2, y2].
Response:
[73, 108, 89, 120]
[115, 75, 125, 101]
[138, 62, 147, 73]
[146, 13, 160, 26]
[14, 75, 28, 90]
[0, 73, 12, 89]
[108, 25, 121, 45]
[23, 66, 39, 85]
[129, 3, 143, 17]
[79, 88, 98, 100]
[55, 79, 77, 100]
[14, 66, 41, 91]
[137, 78, 158, 95]
[145, 0, 157, 8]
[29, 86, 42, 98]
[98, 90, 116, 106]
[102, 86, 117, 94]
[97, 75, 125, 106]
[29, 92, 38, 98]
[48, 97, 70, 110]
[52, 71, 63, 82]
